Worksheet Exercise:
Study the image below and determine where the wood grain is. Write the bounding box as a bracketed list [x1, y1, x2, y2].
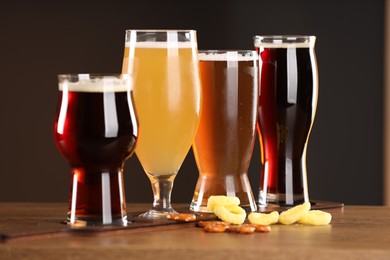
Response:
[0, 203, 390, 259]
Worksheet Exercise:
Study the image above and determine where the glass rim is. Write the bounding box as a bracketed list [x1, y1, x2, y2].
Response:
[198, 50, 258, 61]
[125, 29, 196, 33]
[254, 35, 315, 40]
[199, 50, 257, 54]
[58, 73, 127, 79]
[254, 35, 316, 47]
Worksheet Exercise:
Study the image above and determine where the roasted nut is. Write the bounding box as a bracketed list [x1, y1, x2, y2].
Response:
[166, 213, 197, 222]
[228, 224, 256, 234]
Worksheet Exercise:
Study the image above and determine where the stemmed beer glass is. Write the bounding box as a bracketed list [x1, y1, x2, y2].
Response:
[122, 30, 201, 218]
[53, 74, 138, 226]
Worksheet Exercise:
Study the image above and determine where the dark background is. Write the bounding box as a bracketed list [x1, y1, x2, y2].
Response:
[0, 0, 384, 205]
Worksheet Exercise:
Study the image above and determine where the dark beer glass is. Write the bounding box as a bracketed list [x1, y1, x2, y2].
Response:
[53, 74, 138, 226]
[254, 36, 318, 206]
[190, 50, 258, 212]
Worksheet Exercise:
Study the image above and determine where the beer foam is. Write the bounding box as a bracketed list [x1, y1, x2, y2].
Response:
[59, 77, 130, 92]
[125, 41, 195, 48]
[198, 52, 258, 61]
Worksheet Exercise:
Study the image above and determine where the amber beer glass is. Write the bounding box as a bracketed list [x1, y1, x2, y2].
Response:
[122, 30, 201, 218]
[53, 74, 138, 226]
[254, 36, 318, 206]
[190, 51, 258, 212]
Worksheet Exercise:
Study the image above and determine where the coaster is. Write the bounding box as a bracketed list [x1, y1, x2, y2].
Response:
[258, 200, 344, 213]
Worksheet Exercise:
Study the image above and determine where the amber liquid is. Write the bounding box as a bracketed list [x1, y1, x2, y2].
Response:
[191, 58, 258, 212]
[257, 47, 317, 206]
[53, 91, 137, 223]
[122, 45, 201, 176]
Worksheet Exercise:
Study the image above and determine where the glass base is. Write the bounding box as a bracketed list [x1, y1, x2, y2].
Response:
[139, 208, 178, 219]
[189, 203, 212, 213]
[258, 190, 308, 207]
[190, 173, 257, 213]
[189, 201, 256, 213]
[65, 215, 128, 227]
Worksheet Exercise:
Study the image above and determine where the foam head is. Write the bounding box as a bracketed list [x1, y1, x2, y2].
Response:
[198, 51, 258, 61]
[58, 75, 131, 92]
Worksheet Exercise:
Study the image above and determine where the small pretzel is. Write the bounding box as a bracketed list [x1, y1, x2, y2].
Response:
[197, 221, 230, 228]
[204, 222, 229, 233]
[250, 224, 271, 232]
[228, 224, 256, 234]
[166, 213, 197, 222]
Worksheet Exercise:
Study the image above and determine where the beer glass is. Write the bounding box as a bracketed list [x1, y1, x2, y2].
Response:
[122, 30, 201, 218]
[190, 50, 258, 212]
[254, 36, 318, 206]
[53, 74, 138, 226]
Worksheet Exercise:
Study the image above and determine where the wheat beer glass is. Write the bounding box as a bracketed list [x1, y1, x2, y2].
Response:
[53, 74, 138, 226]
[190, 50, 258, 212]
[122, 30, 201, 218]
[254, 36, 318, 206]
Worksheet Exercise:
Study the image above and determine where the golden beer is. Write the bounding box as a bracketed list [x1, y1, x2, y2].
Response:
[122, 43, 200, 175]
[122, 30, 201, 218]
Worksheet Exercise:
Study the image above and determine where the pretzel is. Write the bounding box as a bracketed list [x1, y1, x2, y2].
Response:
[166, 213, 197, 222]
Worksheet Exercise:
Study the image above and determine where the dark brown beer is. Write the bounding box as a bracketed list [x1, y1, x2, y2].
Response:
[255, 38, 318, 206]
[191, 51, 258, 212]
[54, 81, 137, 225]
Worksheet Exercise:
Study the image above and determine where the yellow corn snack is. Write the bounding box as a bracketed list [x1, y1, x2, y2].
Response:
[298, 210, 332, 225]
[248, 211, 279, 225]
[214, 205, 246, 225]
[207, 195, 240, 211]
[279, 202, 311, 225]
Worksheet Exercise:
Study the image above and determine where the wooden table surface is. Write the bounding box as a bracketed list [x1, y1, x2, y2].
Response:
[0, 203, 390, 259]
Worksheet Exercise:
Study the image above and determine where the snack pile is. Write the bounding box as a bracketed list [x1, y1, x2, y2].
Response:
[166, 196, 332, 234]
[209, 196, 332, 226]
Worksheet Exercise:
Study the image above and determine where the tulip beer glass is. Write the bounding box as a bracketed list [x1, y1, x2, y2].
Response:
[122, 30, 201, 218]
[254, 36, 318, 206]
[53, 74, 138, 226]
[190, 50, 258, 212]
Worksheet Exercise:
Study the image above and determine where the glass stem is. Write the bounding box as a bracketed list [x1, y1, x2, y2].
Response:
[148, 174, 176, 212]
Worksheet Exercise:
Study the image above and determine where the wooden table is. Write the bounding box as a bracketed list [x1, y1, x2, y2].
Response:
[0, 203, 389, 259]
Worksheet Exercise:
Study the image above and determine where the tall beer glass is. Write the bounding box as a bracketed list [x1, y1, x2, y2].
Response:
[53, 74, 138, 226]
[254, 36, 318, 206]
[122, 30, 201, 218]
[190, 50, 258, 212]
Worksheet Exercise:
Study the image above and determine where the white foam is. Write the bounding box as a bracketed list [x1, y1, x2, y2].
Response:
[198, 51, 258, 61]
[59, 77, 130, 92]
[125, 41, 195, 48]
